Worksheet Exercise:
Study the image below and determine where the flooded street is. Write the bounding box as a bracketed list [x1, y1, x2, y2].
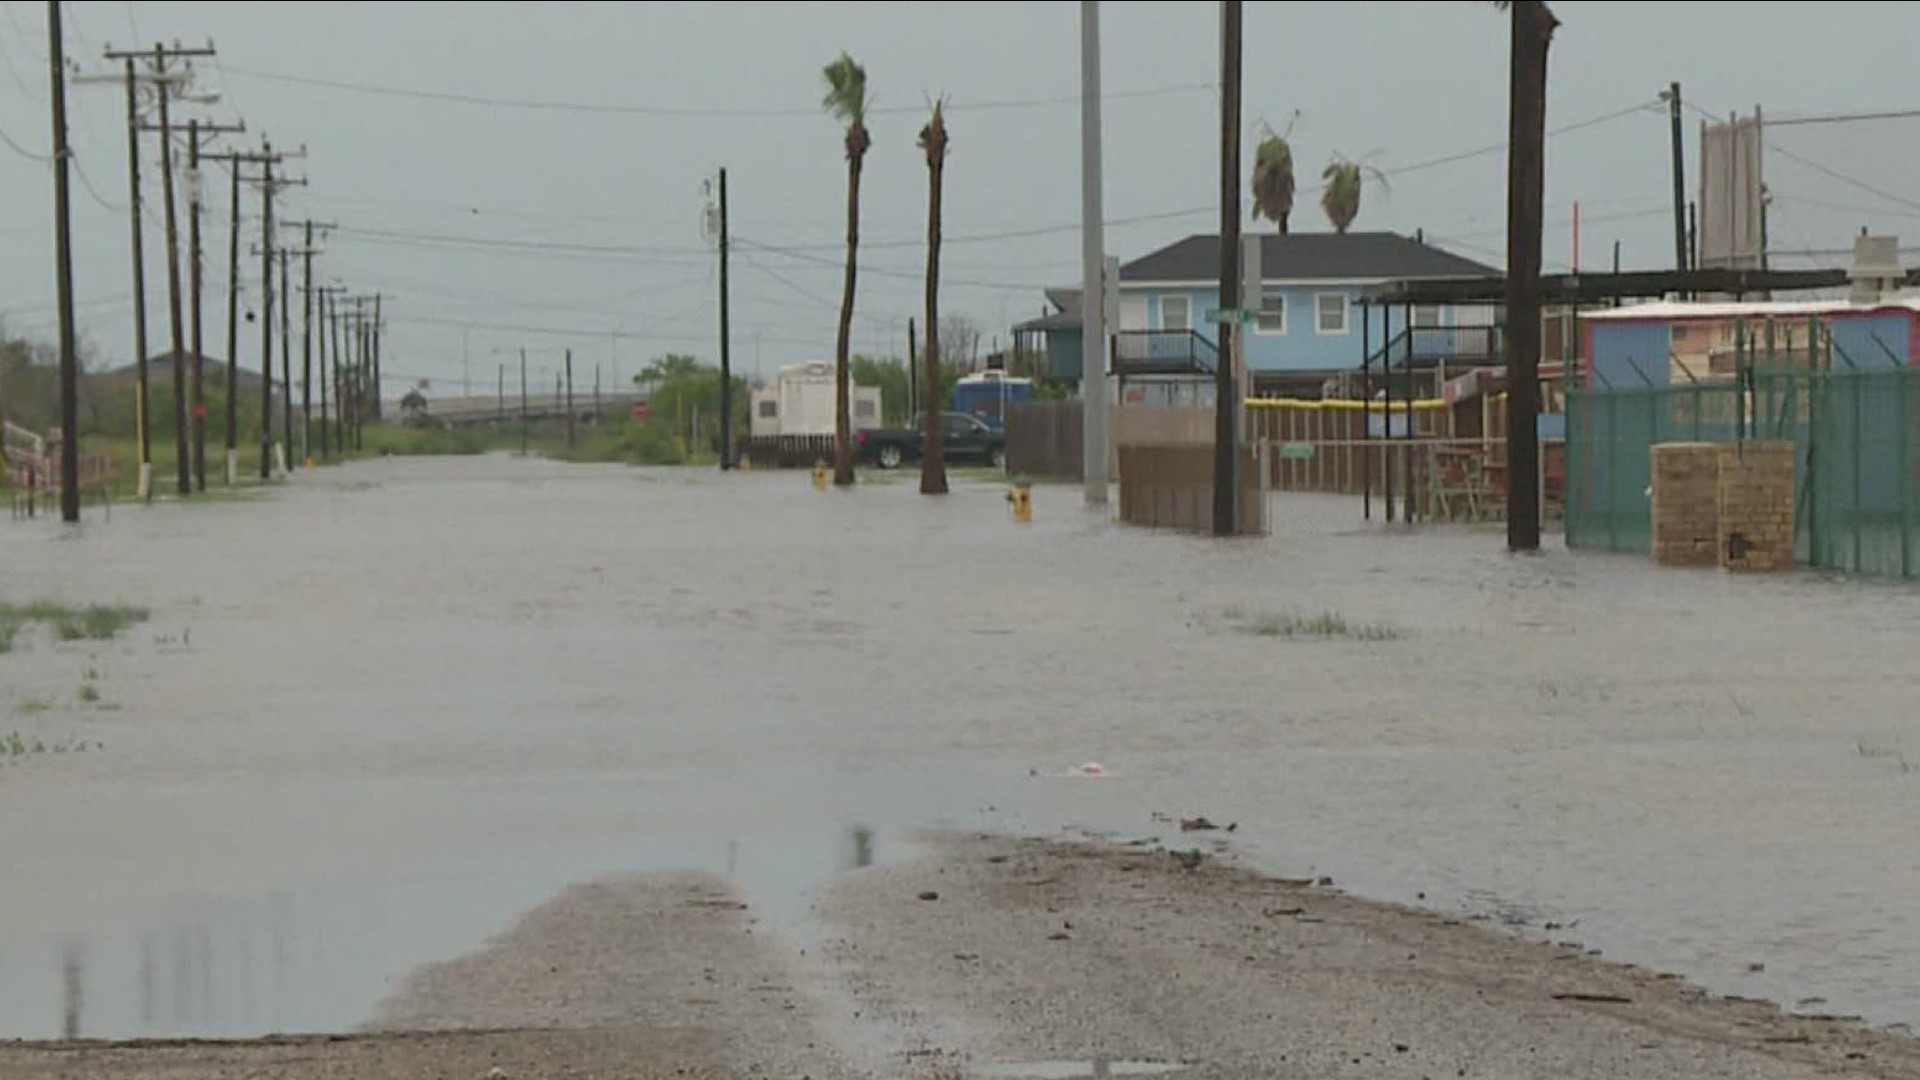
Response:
[3, 454, 1918, 1049]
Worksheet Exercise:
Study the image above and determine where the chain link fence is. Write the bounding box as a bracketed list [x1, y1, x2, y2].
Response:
[1567, 366, 1920, 577]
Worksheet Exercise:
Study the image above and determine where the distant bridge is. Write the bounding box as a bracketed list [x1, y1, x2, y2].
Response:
[413, 390, 647, 427]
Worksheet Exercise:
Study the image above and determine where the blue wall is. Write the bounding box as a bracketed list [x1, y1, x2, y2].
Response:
[1590, 323, 1673, 389]
[1830, 313, 1910, 369]
[1138, 285, 1467, 373]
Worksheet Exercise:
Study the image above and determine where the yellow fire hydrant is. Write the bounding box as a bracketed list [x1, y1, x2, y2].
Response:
[1007, 480, 1033, 524]
[812, 461, 829, 492]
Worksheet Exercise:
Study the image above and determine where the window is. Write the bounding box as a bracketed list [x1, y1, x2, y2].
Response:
[1412, 304, 1443, 329]
[757, 400, 778, 419]
[1315, 293, 1350, 335]
[855, 399, 877, 419]
[1160, 295, 1191, 332]
[1256, 291, 1287, 334]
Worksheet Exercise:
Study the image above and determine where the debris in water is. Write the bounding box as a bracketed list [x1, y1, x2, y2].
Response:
[1747, 962, 1766, 973]
[1552, 992, 1633, 1005]
[1179, 817, 1224, 832]
[1073, 762, 1108, 778]
[1171, 850, 1205, 871]
[918, 891, 941, 902]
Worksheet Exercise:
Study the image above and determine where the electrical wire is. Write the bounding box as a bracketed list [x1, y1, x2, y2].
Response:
[0, 121, 49, 163]
[215, 63, 1213, 119]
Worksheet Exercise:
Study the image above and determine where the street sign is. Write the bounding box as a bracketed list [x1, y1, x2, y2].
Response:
[1206, 307, 1256, 325]
[1279, 442, 1316, 461]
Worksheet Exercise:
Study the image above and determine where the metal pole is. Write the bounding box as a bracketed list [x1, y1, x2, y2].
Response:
[1078, 0, 1110, 506]
[279, 249, 292, 469]
[565, 347, 576, 452]
[519, 348, 529, 456]
[1667, 81, 1687, 273]
[1212, 0, 1243, 537]
[47, 1, 80, 522]
[301, 223, 314, 464]
[1384, 303, 1395, 522]
[1362, 300, 1371, 520]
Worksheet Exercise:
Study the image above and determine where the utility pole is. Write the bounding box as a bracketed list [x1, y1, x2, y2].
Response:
[278, 248, 292, 469]
[497, 364, 505, 422]
[102, 42, 216, 496]
[315, 285, 345, 460]
[519, 347, 529, 456]
[116, 56, 152, 497]
[1505, 0, 1556, 553]
[46, 0, 80, 523]
[369, 293, 384, 424]
[594, 363, 602, 420]
[177, 122, 242, 491]
[565, 347, 576, 452]
[1213, 0, 1243, 538]
[255, 142, 276, 478]
[1663, 81, 1687, 273]
[205, 148, 260, 484]
[1078, 0, 1110, 506]
[907, 317, 919, 419]
[285, 221, 333, 465]
[716, 167, 733, 470]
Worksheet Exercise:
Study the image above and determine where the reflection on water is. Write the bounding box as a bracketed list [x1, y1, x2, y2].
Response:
[0, 823, 899, 1041]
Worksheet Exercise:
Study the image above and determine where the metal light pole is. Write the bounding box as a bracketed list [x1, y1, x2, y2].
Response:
[1079, 0, 1110, 506]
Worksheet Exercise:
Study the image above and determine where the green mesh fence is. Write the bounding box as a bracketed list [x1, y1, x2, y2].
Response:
[1566, 367, 1920, 578]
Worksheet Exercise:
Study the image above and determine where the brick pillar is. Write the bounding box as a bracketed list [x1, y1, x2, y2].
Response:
[1717, 441, 1797, 573]
[1650, 442, 1721, 567]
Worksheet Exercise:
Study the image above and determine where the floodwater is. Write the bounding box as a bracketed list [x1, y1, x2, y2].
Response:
[2, 454, 1918, 1041]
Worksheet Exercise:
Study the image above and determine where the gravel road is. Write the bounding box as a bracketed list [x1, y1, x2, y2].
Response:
[5, 833, 1915, 1080]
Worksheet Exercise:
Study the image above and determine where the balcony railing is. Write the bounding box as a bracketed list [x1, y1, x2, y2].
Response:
[1365, 325, 1505, 370]
[1113, 330, 1219, 376]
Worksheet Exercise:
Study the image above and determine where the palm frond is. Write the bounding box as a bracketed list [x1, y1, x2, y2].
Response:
[1251, 132, 1296, 232]
[821, 52, 868, 125]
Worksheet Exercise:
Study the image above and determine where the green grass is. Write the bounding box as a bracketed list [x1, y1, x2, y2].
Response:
[1219, 606, 1405, 643]
[13, 696, 54, 717]
[2, 730, 93, 759]
[77, 683, 101, 705]
[0, 601, 150, 647]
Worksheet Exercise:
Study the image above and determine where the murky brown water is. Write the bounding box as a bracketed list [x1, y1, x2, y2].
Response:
[2, 454, 1917, 1039]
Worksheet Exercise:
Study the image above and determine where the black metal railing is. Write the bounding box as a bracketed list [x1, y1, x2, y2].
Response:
[1113, 330, 1219, 375]
[1364, 325, 1504, 370]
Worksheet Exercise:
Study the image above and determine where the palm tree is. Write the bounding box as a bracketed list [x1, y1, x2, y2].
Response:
[1251, 128, 1295, 233]
[822, 52, 870, 488]
[1493, 0, 1558, 552]
[918, 99, 950, 496]
[1320, 160, 1362, 233]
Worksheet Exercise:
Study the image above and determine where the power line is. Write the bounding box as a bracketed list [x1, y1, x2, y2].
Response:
[1767, 141, 1920, 217]
[215, 63, 1214, 118]
[0, 120, 49, 163]
[1768, 107, 1920, 128]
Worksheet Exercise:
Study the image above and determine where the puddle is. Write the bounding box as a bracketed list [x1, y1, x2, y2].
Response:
[975, 1062, 1190, 1079]
[0, 759, 1156, 1042]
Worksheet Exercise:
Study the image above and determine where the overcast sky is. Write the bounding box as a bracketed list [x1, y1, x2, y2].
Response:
[3, 1, 1920, 395]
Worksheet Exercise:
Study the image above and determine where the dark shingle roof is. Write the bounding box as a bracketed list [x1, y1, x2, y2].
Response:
[1120, 231, 1496, 284]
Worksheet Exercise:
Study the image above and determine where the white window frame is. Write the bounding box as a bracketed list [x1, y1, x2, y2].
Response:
[1159, 295, 1191, 333]
[1412, 304, 1444, 330]
[1254, 290, 1287, 335]
[1315, 293, 1351, 336]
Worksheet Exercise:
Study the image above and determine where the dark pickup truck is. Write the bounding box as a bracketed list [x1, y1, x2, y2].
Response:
[856, 411, 1007, 471]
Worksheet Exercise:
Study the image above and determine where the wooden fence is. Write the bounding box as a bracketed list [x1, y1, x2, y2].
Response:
[1004, 400, 1084, 480]
[1117, 445, 1265, 535]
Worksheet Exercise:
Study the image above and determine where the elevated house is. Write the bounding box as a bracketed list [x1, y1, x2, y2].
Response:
[1014, 231, 1501, 400]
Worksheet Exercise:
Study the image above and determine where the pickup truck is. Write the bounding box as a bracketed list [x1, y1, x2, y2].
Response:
[856, 412, 1007, 471]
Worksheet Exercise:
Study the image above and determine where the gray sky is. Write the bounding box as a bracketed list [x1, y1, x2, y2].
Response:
[3, 1, 1920, 395]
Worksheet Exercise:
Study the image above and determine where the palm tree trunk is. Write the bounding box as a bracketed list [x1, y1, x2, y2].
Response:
[920, 130, 949, 495]
[1505, 0, 1554, 551]
[833, 151, 864, 487]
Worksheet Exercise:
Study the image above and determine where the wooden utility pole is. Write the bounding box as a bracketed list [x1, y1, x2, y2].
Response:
[372, 293, 385, 423]
[565, 347, 576, 451]
[109, 56, 154, 496]
[716, 168, 733, 469]
[518, 347, 529, 456]
[256, 142, 276, 478]
[103, 43, 215, 496]
[277, 248, 292, 468]
[315, 285, 345, 460]
[1505, 0, 1557, 552]
[1212, 0, 1243, 537]
[204, 148, 266, 484]
[284, 221, 333, 464]
[46, 1, 80, 523]
[176, 122, 243, 491]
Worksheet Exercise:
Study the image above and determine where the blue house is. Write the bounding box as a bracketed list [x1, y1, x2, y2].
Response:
[1015, 231, 1500, 397]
